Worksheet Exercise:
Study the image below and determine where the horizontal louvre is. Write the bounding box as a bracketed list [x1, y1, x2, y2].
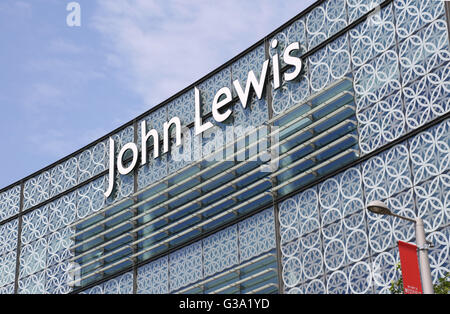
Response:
[176, 252, 278, 294]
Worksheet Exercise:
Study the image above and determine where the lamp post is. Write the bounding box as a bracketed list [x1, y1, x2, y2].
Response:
[366, 200, 434, 294]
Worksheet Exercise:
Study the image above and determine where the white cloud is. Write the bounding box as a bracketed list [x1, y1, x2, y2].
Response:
[0, 1, 32, 15]
[92, 0, 315, 108]
[25, 123, 111, 158]
[26, 128, 75, 157]
[47, 38, 85, 55]
[22, 82, 64, 112]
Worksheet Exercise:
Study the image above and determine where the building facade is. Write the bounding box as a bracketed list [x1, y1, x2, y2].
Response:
[0, 0, 449, 294]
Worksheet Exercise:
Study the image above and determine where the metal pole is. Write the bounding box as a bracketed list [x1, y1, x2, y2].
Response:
[415, 218, 434, 294]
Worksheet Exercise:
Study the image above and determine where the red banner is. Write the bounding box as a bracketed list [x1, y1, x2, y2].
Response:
[398, 241, 423, 294]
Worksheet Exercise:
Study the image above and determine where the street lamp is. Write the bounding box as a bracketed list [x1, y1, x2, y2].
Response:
[366, 200, 434, 294]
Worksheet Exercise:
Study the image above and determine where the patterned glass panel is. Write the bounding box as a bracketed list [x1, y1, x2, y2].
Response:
[0, 251, 16, 288]
[347, 261, 373, 293]
[324, 168, 367, 262]
[362, 143, 412, 203]
[371, 248, 399, 294]
[279, 118, 450, 294]
[76, 176, 106, 219]
[271, 18, 307, 63]
[280, 167, 370, 292]
[238, 208, 276, 262]
[271, 72, 310, 116]
[106, 172, 134, 204]
[18, 270, 46, 294]
[46, 226, 74, 268]
[21, 205, 49, 245]
[138, 155, 167, 190]
[203, 225, 238, 277]
[23, 171, 50, 210]
[306, 0, 348, 50]
[169, 242, 203, 292]
[168, 127, 195, 175]
[18, 191, 78, 293]
[415, 175, 450, 233]
[77, 140, 108, 184]
[201, 117, 232, 158]
[46, 262, 73, 294]
[102, 271, 133, 294]
[0, 219, 16, 290]
[168, 90, 195, 127]
[78, 273, 134, 295]
[399, 19, 450, 86]
[49, 157, 78, 198]
[354, 48, 401, 112]
[137, 256, 169, 294]
[270, 17, 309, 115]
[309, 34, 351, 93]
[232, 44, 266, 92]
[233, 96, 269, 130]
[394, 0, 446, 40]
[111, 125, 135, 151]
[197, 68, 232, 116]
[0, 283, 14, 295]
[19, 237, 47, 279]
[0, 185, 21, 221]
[357, 90, 406, 154]
[349, 4, 396, 69]
[427, 226, 450, 282]
[409, 120, 450, 185]
[0, 219, 18, 256]
[105, 126, 135, 202]
[137, 106, 167, 151]
[346, 0, 384, 24]
[326, 268, 349, 294]
[81, 285, 103, 294]
[366, 188, 416, 260]
[47, 191, 77, 234]
[403, 62, 450, 131]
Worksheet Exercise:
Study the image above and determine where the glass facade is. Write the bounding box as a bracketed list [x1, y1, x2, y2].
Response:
[0, 0, 449, 294]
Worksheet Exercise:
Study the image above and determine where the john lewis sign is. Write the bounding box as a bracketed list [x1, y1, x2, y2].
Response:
[105, 40, 303, 197]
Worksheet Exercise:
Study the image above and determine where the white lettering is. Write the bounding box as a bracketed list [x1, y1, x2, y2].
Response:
[233, 59, 269, 108]
[117, 142, 138, 175]
[194, 87, 213, 135]
[163, 116, 182, 154]
[271, 39, 281, 90]
[104, 138, 115, 198]
[283, 42, 303, 81]
[212, 87, 233, 122]
[104, 42, 303, 194]
[140, 120, 159, 165]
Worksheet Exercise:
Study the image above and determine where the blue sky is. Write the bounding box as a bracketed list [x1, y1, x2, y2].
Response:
[0, 0, 315, 189]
